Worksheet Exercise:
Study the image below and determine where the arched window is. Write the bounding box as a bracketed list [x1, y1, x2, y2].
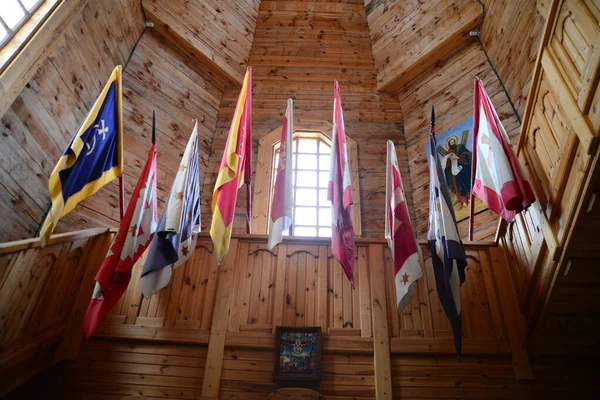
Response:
[253, 121, 361, 237]
[271, 135, 332, 237]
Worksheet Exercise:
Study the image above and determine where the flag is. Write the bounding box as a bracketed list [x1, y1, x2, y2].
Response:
[328, 81, 355, 286]
[140, 122, 201, 298]
[469, 78, 535, 238]
[268, 99, 294, 250]
[82, 141, 157, 338]
[210, 67, 253, 264]
[427, 106, 468, 356]
[385, 140, 422, 313]
[40, 66, 123, 246]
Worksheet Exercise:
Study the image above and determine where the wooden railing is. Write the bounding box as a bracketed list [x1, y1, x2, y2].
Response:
[497, 0, 600, 339]
[0, 227, 114, 395]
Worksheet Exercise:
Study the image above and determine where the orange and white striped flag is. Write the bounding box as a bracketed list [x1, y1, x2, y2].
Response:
[210, 67, 253, 264]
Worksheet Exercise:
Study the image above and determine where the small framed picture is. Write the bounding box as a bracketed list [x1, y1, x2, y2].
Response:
[273, 326, 322, 383]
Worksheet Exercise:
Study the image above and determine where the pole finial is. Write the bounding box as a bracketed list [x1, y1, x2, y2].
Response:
[430, 105, 436, 134]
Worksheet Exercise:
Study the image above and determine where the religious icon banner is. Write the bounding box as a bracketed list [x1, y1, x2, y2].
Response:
[425, 116, 487, 222]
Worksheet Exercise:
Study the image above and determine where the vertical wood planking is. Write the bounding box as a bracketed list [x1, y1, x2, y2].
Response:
[358, 246, 372, 337]
[316, 246, 328, 331]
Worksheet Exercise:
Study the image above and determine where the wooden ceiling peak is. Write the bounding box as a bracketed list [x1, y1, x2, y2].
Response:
[365, 0, 483, 92]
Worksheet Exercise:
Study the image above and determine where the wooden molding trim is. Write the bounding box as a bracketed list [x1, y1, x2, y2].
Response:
[0, 227, 109, 255]
[0, 0, 90, 117]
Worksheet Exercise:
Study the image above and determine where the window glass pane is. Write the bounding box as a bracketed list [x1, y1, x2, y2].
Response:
[2, 1, 26, 29]
[297, 139, 318, 153]
[296, 189, 317, 206]
[21, 0, 41, 11]
[319, 141, 330, 154]
[295, 227, 317, 237]
[295, 207, 317, 225]
[318, 208, 331, 226]
[0, 23, 7, 43]
[318, 228, 332, 237]
[297, 154, 317, 169]
[292, 140, 297, 152]
[296, 170, 317, 187]
[318, 171, 329, 188]
[318, 189, 328, 206]
[318, 155, 330, 170]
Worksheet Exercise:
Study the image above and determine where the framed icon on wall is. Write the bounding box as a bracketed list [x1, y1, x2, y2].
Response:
[273, 326, 322, 383]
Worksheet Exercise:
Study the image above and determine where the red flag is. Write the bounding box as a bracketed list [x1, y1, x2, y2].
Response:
[210, 67, 253, 264]
[385, 140, 422, 312]
[469, 78, 535, 239]
[328, 81, 355, 287]
[82, 143, 158, 338]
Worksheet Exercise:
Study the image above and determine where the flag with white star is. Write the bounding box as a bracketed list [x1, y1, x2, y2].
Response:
[385, 140, 422, 314]
[140, 122, 201, 298]
[82, 141, 158, 338]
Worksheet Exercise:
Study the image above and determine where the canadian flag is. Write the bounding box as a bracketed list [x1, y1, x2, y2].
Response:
[385, 140, 422, 313]
[470, 78, 535, 239]
[82, 143, 158, 338]
[268, 99, 294, 250]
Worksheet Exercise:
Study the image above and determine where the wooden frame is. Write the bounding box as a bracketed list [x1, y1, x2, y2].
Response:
[273, 326, 322, 384]
[253, 120, 362, 236]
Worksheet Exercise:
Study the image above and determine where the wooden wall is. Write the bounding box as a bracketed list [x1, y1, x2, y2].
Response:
[364, 0, 483, 92]
[3, 233, 535, 398]
[499, 0, 600, 348]
[143, 0, 261, 85]
[397, 40, 522, 240]
[0, 228, 114, 396]
[202, 0, 413, 239]
[0, 3, 229, 242]
[479, 0, 547, 118]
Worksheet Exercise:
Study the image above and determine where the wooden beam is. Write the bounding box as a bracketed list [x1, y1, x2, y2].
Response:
[0, 0, 90, 117]
[0, 227, 110, 255]
[201, 239, 240, 399]
[368, 244, 393, 399]
[488, 246, 533, 380]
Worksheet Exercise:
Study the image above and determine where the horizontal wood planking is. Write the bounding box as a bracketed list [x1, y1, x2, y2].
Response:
[365, 0, 483, 92]
[479, 0, 547, 118]
[201, 0, 415, 239]
[142, 0, 260, 85]
[0, 228, 113, 395]
[397, 41, 523, 241]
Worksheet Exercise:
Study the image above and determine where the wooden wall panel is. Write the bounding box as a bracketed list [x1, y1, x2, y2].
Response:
[365, 0, 483, 92]
[202, 0, 414, 239]
[143, 0, 260, 85]
[479, 0, 547, 118]
[0, 22, 227, 243]
[398, 41, 522, 241]
[0, 228, 114, 396]
[498, 0, 600, 350]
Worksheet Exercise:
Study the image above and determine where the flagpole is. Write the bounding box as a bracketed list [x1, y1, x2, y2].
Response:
[468, 79, 478, 241]
[118, 178, 125, 220]
[152, 110, 156, 144]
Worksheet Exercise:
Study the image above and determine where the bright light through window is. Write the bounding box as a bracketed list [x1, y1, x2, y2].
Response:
[0, 0, 47, 48]
[271, 136, 332, 238]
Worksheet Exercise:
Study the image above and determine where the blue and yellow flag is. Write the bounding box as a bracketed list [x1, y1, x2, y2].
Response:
[39, 66, 123, 246]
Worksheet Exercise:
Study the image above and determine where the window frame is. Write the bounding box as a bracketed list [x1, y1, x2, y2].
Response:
[252, 120, 362, 237]
[0, 0, 47, 50]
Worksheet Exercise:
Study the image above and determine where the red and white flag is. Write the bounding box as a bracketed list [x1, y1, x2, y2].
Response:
[268, 98, 294, 250]
[385, 140, 422, 312]
[469, 78, 535, 239]
[328, 81, 355, 287]
[82, 143, 158, 338]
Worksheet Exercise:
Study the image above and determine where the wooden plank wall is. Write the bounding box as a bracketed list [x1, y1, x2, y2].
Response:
[0, 228, 114, 396]
[6, 233, 598, 399]
[397, 40, 522, 241]
[479, 0, 547, 118]
[143, 0, 261, 85]
[201, 0, 414, 239]
[0, 14, 229, 244]
[498, 0, 600, 350]
[364, 0, 483, 92]
[0, 0, 143, 242]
